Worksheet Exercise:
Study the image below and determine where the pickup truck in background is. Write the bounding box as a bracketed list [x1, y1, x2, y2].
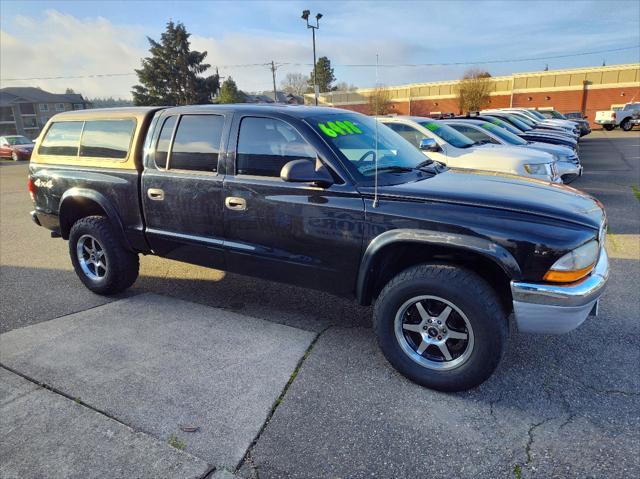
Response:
[595, 102, 640, 131]
[28, 105, 609, 392]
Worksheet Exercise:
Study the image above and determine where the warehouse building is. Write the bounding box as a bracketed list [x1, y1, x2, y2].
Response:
[310, 63, 640, 126]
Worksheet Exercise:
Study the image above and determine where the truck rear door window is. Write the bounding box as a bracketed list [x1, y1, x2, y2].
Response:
[38, 121, 83, 156]
[237, 117, 315, 178]
[169, 115, 223, 172]
[79, 119, 135, 159]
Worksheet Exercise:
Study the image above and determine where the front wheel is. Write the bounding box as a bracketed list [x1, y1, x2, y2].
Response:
[11, 151, 19, 161]
[603, 124, 615, 131]
[69, 216, 139, 295]
[620, 119, 633, 131]
[374, 263, 507, 392]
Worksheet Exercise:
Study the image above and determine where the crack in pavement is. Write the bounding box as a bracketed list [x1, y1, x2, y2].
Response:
[234, 325, 332, 478]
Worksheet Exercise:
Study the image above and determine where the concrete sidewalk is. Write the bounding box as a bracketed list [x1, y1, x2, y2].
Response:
[0, 294, 316, 477]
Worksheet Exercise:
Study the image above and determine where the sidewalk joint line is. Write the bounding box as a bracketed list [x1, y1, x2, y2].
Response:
[234, 325, 333, 476]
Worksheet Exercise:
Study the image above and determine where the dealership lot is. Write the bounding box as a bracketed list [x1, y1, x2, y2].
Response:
[1, 130, 639, 477]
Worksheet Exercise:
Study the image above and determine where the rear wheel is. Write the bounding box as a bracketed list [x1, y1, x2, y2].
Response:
[374, 263, 507, 392]
[620, 119, 633, 131]
[603, 124, 615, 131]
[69, 216, 139, 295]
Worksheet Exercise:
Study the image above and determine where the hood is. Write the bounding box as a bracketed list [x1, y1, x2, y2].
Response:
[371, 169, 603, 229]
[13, 143, 34, 151]
[526, 142, 574, 157]
[472, 144, 553, 163]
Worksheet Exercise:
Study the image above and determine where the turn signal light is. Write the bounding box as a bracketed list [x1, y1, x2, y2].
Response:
[543, 264, 595, 283]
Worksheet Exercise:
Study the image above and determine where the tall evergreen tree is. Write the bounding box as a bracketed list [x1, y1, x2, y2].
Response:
[308, 56, 336, 93]
[132, 21, 219, 106]
[218, 77, 245, 104]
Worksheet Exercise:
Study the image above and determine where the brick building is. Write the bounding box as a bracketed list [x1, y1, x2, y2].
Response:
[0, 87, 90, 139]
[308, 63, 640, 127]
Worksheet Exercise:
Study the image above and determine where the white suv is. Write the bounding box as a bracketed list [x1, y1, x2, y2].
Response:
[378, 116, 561, 183]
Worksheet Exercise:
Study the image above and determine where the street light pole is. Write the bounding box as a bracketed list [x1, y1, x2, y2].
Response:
[302, 10, 322, 106]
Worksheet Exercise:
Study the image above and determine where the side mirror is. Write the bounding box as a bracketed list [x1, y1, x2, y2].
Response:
[419, 137, 439, 152]
[281, 158, 334, 188]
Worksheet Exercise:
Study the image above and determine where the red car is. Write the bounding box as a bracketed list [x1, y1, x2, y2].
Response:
[0, 135, 35, 161]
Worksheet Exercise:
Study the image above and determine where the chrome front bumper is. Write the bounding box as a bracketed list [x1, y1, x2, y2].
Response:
[510, 248, 609, 334]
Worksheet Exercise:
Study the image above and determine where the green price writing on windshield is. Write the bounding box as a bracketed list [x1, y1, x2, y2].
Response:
[318, 120, 363, 138]
[481, 123, 493, 130]
[491, 120, 502, 126]
[424, 122, 440, 132]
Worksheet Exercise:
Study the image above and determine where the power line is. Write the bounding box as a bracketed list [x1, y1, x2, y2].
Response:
[1, 45, 637, 81]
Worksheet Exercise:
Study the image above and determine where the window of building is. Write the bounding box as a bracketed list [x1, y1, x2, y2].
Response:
[0, 106, 15, 122]
[237, 117, 316, 177]
[154, 116, 177, 169]
[79, 119, 136, 159]
[39, 104, 49, 112]
[22, 117, 38, 128]
[38, 121, 83, 156]
[19, 103, 35, 115]
[169, 115, 224, 172]
[55, 103, 65, 112]
[73, 104, 84, 110]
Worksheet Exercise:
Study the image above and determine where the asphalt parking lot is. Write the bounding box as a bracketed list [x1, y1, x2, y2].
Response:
[1, 130, 639, 478]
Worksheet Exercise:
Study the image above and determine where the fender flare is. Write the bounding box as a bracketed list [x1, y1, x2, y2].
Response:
[59, 188, 133, 251]
[356, 228, 522, 305]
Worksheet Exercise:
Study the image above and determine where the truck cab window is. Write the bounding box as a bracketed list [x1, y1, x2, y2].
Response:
[237, 117, 316, 178]
[155, 116, 177, 169]
[169, 115, 223, 172]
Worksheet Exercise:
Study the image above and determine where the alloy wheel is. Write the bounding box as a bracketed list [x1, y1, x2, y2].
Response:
[394, 295, 474, 371]
[76, 234, 107, 281]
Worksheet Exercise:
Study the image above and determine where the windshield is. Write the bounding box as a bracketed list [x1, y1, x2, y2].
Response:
[481, 116, 523, 134]
[5, 136, 32, 145]
[479, 122, 527, 145]
[504, 114, 533, 130]
[525, 110, 545, 120]
[510, 112, 537, 126]
[549, 110, 566, 119]
[307, 113, 430, 182]
[417, 120, 475, 148]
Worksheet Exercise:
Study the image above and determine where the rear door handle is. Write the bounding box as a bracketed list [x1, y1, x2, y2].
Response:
[225, 196, 247, 211]
[147, 188, 165, 201]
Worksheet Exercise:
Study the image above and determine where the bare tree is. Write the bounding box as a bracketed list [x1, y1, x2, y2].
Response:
[280, 72, 309, 96]
[456, 68, 492, 113]
[368, 86, 392, 115]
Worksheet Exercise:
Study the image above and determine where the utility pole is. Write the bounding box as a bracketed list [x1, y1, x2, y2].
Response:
[270, 61, 278, 103]
[302, 10, 322, 106]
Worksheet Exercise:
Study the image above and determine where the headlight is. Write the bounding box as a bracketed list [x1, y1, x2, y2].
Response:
[523, 163, 551, 175]
[544, 240, 599, 282]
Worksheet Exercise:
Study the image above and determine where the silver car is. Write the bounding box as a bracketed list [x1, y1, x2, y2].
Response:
[444, 119, 582, 183]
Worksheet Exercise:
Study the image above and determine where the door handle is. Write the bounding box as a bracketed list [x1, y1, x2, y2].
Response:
[147, 188, 165, 201]
[225, 196, 247, 211]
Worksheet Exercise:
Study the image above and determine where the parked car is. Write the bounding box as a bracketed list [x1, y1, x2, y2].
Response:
[0, 135, 35, 161]
[29, 106, 609, 392]
[595, 102, 640, 131]
[507, 108, 582, 136]
[484, 109, 579, 139]
[536, 110, 591, 136]
[379, 116, 560, 182]
[443, 119, 582, 183]
[477, 112, 579, 150]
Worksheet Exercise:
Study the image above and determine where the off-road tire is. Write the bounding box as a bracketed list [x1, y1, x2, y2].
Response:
[603, 124, 615, 131]
[69, 215, 139, 295]
[620, 119, 633, 132]
[374, 263, 507, 392]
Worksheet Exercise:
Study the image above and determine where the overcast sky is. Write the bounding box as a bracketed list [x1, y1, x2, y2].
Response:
[1, 0, 639, 99]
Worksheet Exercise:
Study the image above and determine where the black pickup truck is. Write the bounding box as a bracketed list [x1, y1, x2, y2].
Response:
[28, 105, 609, 391]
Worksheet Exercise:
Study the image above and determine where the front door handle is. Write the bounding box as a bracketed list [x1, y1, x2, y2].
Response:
[225, 196, 247, 211]
[147, 188, 165, 201]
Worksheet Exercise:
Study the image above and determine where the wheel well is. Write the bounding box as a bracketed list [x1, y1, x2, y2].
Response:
[59, 197, 107, 239]
[364, 242, 513, 313]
